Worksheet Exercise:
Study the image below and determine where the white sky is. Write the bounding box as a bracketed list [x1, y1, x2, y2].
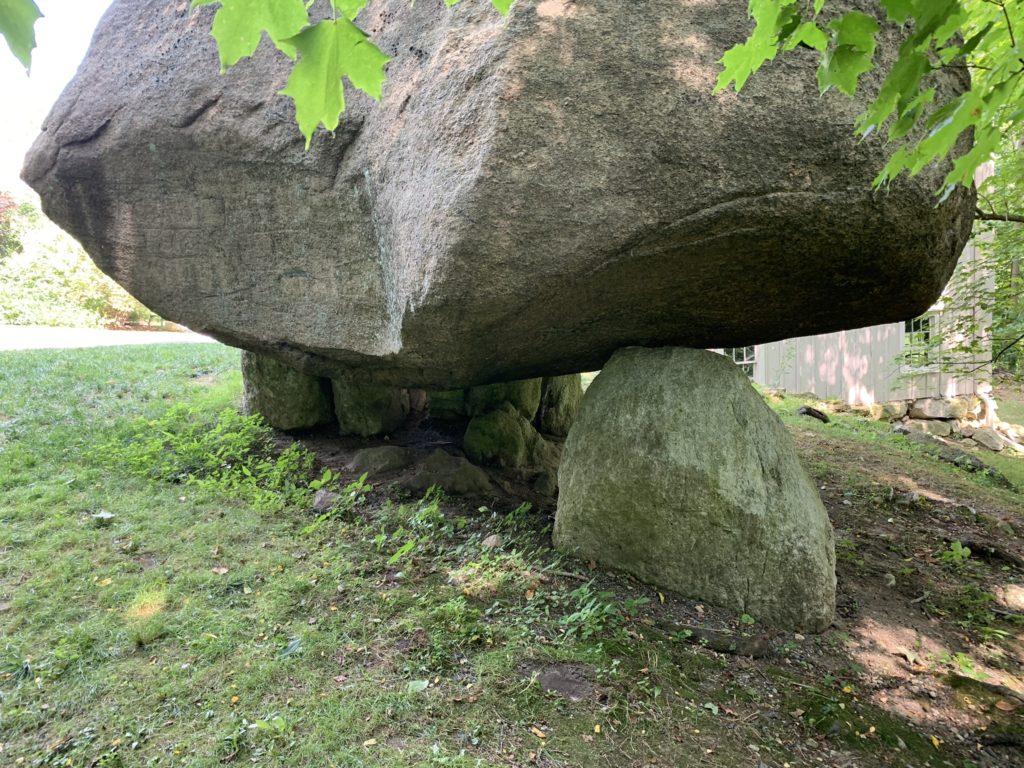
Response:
[1, 0, 114, 195]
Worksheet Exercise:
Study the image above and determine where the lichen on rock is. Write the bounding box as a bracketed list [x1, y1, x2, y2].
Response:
[554, 347, 836, 633]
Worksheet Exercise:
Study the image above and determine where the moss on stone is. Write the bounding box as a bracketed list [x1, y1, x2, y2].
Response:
[240, 351, 334, 431]
[332, 379, 409, 437]
[467, 379, 542, 420]
[537, 374, 583, 436]
[426, 389, 468, 420]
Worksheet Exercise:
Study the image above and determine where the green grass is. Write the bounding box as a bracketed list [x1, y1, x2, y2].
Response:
[0, 345, 761, 767]
[2, 347, 1019, 767]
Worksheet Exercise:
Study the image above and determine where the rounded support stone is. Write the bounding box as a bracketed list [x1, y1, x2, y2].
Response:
[554, 347, 836, 633]
[240, 351, 334, 431]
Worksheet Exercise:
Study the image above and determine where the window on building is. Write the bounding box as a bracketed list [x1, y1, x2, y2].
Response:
[723, 346, 756, 378]
[904, 315, 933, 367]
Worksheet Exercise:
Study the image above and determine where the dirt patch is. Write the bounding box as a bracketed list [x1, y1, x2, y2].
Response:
[521, 662, 599, 701]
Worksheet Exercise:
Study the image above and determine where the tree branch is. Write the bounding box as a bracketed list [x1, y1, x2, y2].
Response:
[976, 207, 1024, 223]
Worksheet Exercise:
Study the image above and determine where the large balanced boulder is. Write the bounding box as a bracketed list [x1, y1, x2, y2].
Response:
[554, 347, 836, 632]
[24, 0, 974, 387]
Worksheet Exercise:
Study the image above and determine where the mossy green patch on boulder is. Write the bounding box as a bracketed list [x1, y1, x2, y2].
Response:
[467, 379, 542, 420]
[241, 351, 334, 431]
[332, 379, 409, 437]
[463, 402, 555, 470]
[537, 375, 583, 436]
[554, 347, 836, 633]
[464, 403, 532, 468]
[426, 389, 469, 420]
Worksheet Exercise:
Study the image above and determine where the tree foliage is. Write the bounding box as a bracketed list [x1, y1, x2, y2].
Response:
[0, 0, 41, 70]
[0, 190, 22, 258]
[717, 0, 1024, 200]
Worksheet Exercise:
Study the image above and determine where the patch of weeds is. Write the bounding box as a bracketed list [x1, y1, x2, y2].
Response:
[941, 585, 1020, 640]
[560, 581, 650, 641]
[836, 538, 865, 568]
[99, 406, 316, 511]
[939, 540, 972, 567]
[302, 470, 372, 533]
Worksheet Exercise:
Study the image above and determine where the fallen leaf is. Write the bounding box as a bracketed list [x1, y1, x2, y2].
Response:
[931, 735, 942, 750]
[362, 738, 377, 747]
[308, 616, 317, 625]
[212, 567, 229, 575]
[530, 726, 547, 739]
[525, 589, 535, 601]
[594, 724, 602, 734]
[230, 696, 239, 705]
[995, 699, 1018, 712]
[333, 675, 348, 684]
[98, 578, 112, 587]
[407, 680, 429, 694]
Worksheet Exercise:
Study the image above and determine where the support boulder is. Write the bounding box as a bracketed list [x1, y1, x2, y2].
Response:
[554, 347, 836, 632]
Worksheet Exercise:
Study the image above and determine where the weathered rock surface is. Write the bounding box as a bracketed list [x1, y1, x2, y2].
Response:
[241, 351, 334, 431]
[332, 379, 409, 437]
[973, 428, 1006, 452]
[537, 375, 583, 436]
[870, 401, 908, 422]
[463, 402, 554, 469]
[408, 449, 493, 496]
[24, 0, 975, 387]
[426, 390, 469, 420]
[554, 347, 836, 632]
[348, 446, 415, 475]
[467, 379, 542, 420]
[909, 398, 969, 421]
[904, 419, 953, 438]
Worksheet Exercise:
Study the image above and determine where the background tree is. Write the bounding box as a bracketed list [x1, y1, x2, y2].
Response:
[0, 190, 24, 259]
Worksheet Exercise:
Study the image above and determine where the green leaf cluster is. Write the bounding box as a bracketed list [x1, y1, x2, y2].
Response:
[0, 0, 41, 70]
[195, 0, 515, 147]
[718, 0, 1024, 195]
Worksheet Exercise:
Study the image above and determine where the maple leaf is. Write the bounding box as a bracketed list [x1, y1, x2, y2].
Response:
[192, 0, 310, 70]
[279, 17, 389, 147]
[0, 0, 42, 70]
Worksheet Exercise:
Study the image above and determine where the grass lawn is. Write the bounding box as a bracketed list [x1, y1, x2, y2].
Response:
[1, 345, 1023, 767]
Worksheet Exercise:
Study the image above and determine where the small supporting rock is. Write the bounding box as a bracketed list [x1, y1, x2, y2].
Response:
[241, 351, 334, 431]
[537, 374, 584, 436]
[331, 378, 409, 437]
[407, 449, 492, 496]
[463, 402, 555, 470]
[554, 347, 836, 633]
[466, 379, 542, 420]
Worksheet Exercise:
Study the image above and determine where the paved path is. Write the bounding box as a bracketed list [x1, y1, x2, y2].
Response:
[0, 325, 217, 351]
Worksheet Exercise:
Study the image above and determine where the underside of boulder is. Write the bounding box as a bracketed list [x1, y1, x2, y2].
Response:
[24, 0, 974, 388]
[554, 347, 837, 632]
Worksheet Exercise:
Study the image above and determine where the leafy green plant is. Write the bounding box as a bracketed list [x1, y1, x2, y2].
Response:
[940, 540, 972, 565]
[0, 203, 154, 328]
[560, 582, 621, 640]
[102, 406, 317, 511]
[718, 0, 1024, 196]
